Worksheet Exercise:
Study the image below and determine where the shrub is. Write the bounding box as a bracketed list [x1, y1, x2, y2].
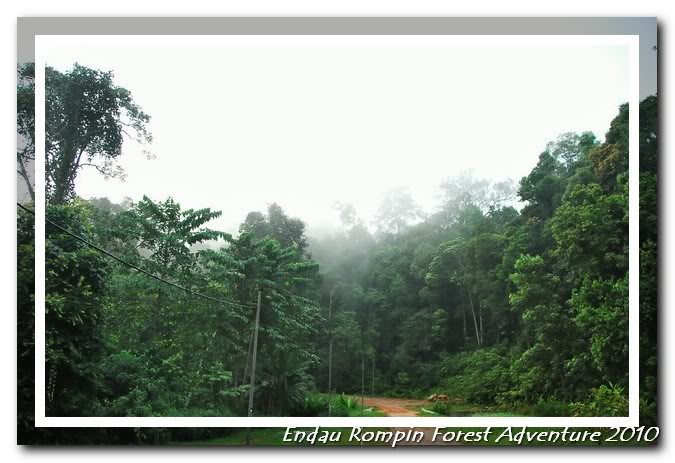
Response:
[528, 398, 571, 416]
[571, 384, 628, 417]
[331, 394, 361, 417]
[292, 393, 329, 417]
[431, 401, 452, 415]
[440, 347, 515, 405]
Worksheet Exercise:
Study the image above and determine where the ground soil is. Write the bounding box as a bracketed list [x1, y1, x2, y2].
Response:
[361, 396, 456, 446]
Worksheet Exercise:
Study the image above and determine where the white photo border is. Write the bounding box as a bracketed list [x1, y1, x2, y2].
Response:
[34, 33, 640, 428]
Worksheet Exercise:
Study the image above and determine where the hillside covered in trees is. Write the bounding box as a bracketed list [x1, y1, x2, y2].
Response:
[17, 63, 657, 443]
[309, 95, 656, 416]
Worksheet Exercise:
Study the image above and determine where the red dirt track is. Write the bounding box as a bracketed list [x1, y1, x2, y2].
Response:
[360, 396, 456, 446]
[361, 396, 426, 416]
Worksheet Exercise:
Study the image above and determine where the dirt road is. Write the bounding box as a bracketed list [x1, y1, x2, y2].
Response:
[361, 396, 455, 446]
[361, 396, 427, 416]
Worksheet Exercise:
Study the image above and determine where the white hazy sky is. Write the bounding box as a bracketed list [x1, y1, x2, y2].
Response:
[41, 35, 629, 236]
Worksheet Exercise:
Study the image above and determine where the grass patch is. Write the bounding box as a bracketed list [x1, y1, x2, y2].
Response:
[173, 427, 391, 446]
[470, 412, 520, 417]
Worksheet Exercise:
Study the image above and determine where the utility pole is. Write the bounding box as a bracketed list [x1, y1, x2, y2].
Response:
[371, 354, 375, 396]
[245, 291, 262, 446]
[328, 341, 333, 415]
[361, 356, 365, 416]
[327, 287, 335, 415]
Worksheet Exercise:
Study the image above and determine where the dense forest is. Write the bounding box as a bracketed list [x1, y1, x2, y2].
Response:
[17, 63, 657, 443]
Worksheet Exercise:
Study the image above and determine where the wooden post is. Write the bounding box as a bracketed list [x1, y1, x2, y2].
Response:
[245, 291, 262, 446]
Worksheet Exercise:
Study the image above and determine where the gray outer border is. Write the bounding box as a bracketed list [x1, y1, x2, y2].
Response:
[17, 17, 657, 98]
[17, 17, 658, 429]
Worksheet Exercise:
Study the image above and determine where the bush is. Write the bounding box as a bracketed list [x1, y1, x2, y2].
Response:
[331, 394, 361, 417]
[431, 401, 452, 415]
[440, 347, 515, 405]
[527, 398, 571, 416]
[571, 384, 628, 417]
[639, 396, 657, 427]
[292, 393, 329, 417]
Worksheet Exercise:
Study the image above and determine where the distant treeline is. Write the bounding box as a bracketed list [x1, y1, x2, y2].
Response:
[311, 96, 656, 426]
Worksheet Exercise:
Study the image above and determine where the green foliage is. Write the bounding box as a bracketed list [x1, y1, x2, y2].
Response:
[293, 393, 329, 417]
[240, 203, 309, 252]
[20, 63, 152, 204]
[440, 347, 515, 405]
[17, 60, 656, 443]
[526, 399, 571, 417]
[95, 198, 321, 419]
[551, 181, 628, 282]
[571, 276, 629, 385]
[571, 384, 629, 417]
[430, 401, 453, 415]
[307, 96, 654, 424]
[44, 201, 110, 417]
[331, 394, 362, 417]
[17, 206, 38, 439]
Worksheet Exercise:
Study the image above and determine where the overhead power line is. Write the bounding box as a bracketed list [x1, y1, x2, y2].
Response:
[17, 202, 256, 310]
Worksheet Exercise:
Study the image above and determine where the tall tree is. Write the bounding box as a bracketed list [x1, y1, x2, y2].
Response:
[240, 203, 309, 252]
[30, 63, 153, 204]
[374, 186, 424, 234]
[17, 64, 36, 200]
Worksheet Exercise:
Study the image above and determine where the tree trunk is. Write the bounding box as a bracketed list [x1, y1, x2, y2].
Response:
[466, 292, 481, 347]
[17, 156, 35, 201]
[479, 304, 484, 345]
[52, 144, 78, 205]
[462, 308, 467, 348]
